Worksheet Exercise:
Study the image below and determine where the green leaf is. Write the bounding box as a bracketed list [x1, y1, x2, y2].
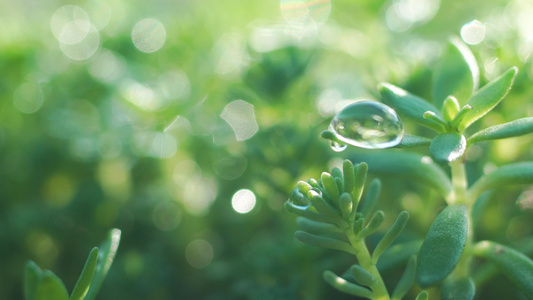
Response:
[467, 117, 533, 145]
[468, 162, 533, 200]
[321, 172, 340, 204]
[350, 162, 368, 221]
[295, 230, 356, 255]
[359, 178, 381, 219]
[379, 83, 443, 132]
[429, 133, 467, 163]
[307, 190, 342, 221]
[35, 271, 69, 300]
[350, 151, 452, 197]
[343, 159, 355, 195]
[442, 96, 461, 122]
[377, 240, 423, 272]
[296, 217, 343, 237]
[70, 247, 99, 300]
[391, 255, 417, 300]
[339, 193, 353, 220]
[372, 211, 409, 264]
[350, 265, 376, 287]
[85, 229, 121, 300]
[417, 204, 468, 287]
[441, 277, 475, 300]
[357, 210, 385, 239]
[285, 202, 331, 223]
[394, 135, 431, 148]
[415, 291, 429, 300]
[25, 261, 43, 300]
[473, 241, 533, 297]
[432, 38, 479, 108]
[323, 270, 374, 299]
[458, 67, 518, 131]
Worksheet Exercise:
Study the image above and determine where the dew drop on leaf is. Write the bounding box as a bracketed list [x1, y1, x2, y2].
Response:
[329, 140, 347, 152]
[329, 101, 404, 149]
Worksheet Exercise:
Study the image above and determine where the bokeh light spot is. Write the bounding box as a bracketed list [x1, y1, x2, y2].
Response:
[220, 100, 259, 141]
[185, 239, 214, 269]
[153, 202, 182, 231]
[131, 18, 166, 53]
[461, 20, 486, 45]
[13, 82, 44, 114]
[231, 189, 256, 214]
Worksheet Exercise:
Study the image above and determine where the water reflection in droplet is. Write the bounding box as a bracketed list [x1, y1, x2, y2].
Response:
[328, 101, 404, 149]
[231, 189, 257, 214]
[329, 140, 347, 152]
[220, 100, 259, 141]
[461, 20, 486, 45]
[131, 18, 166, 53]
[13, 82, 44, 114]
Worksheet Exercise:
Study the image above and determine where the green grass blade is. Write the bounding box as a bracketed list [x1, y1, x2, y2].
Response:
[35, 271, 69, 300]
[429, 133, 467, 163]
[468, 162, 533, 200]
[432, 37, 479, 108]
[25, 261, 43, 300]
[473, 241, 533, 297]
[323, 270, 374, 299]
[458, 67, 518, 131]
[85, 229, 121, 300]
[441, 277, 475, 300]
[417, 204, 468, 287]
[467, 117, 533, 145]
[379, 83, 443, 132]
[70, 247, 99, 300]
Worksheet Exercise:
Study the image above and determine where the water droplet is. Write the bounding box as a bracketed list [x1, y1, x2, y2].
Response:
[329, 101, 404, 149]
[329, 140, 347, 152]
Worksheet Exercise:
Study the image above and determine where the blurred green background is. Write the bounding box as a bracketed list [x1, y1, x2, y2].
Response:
[1, 0, 533, 299]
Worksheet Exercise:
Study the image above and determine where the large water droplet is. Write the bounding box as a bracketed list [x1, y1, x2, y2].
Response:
[329, 101, 404, 149]
[329, 140, 347, 152]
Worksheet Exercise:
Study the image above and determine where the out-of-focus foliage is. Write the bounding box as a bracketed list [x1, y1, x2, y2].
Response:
[1, 0, 533, 299]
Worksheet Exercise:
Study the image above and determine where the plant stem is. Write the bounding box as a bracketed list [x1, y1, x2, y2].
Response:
[449, 160, 474, 278]
[346, 228, 390, 300]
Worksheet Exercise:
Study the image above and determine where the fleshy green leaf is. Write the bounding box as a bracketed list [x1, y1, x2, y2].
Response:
[441, 277, 475, 300]
[379, 83, 443, 132]
[321, 172, 340, 204]
[85, 229, 121, 300]
[357, 210, 385, 239]
[350, 151, 452, 197]
[432, 38, 479, 108]
[350, 162, 368, 221]
[468, 162, 533, 200]
[323, 270, 374, 299]
[25, 261, 43, 300]
[35, 271, 69, 300]
[372, 211, 409, 264]
[429, 133, 467, 163]
[307, 190, 342, 221]
[70, 247, 99, 300]
[391, 255, 417, 300]
[394, 135, 431, 148]
[458, 67, 518, 131]
[473, 241, 533, 297]
[359, 178, 381, 219]
[296, 217, 343, 236]
[350, 265, 375, 287]
[417, 204, 468, 287]
[295, 230, 356, 255]
[415, 291, 429, 300]
[442, 96, 461, 122]
[377, 240, 423, 272]
[285, 202, 331, 223]
[467, 117, 533, 145]
[343, 160, 355, 195]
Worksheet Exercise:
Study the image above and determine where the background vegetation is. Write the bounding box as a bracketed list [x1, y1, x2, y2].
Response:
[1, 0, 532, 299]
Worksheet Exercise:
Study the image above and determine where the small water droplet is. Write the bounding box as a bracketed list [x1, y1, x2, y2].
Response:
[329, 140, 347, 152]
[329, 101, 404, 149]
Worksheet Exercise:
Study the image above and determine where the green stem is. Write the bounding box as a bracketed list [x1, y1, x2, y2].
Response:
[449, 160, 474, 279]
[346, 228, 390, 300]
